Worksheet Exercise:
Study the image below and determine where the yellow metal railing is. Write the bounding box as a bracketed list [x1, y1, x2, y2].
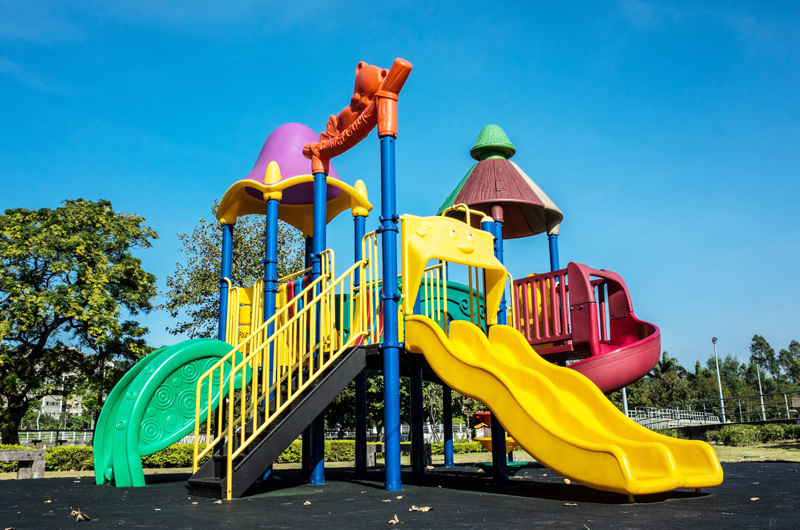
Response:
[439, 203, 491, 228]
[193, 249, 379, 499]
[361, 231, 382, 344]
[420, 262, 448, 332]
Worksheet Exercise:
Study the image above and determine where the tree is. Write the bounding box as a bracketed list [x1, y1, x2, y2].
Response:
[0, 199, 157, 444]
[750, 334, 779, 379]
[163, 202, 305, 338]
[778, 340, 800, 385]
[650, 351, 687, 379]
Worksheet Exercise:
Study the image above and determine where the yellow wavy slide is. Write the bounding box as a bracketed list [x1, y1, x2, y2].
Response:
[405, 315, 723, 496]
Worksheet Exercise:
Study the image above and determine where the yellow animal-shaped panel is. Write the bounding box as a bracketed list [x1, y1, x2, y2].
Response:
[401, 214, 507, 324]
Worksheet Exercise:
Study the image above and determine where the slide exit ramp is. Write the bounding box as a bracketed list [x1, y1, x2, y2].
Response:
[398, 213, 722, 496]
[405, 316, 723, 496]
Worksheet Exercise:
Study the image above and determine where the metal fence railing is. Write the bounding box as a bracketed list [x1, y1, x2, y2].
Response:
[628, 390, 800, 430]
[5, 430, 95, 446]
[627, 407, 721, 430]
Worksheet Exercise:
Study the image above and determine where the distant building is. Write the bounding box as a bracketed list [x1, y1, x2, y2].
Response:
[40, 394, 84, 419]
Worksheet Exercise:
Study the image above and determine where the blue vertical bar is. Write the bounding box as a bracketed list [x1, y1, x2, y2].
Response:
[482, 219, 508, 483]
[410, 367, 425, 477]
[354, 214, 368, 478]
[302, 236, 312, 479]
[260, 199, 280, 482]
[309, 171, 327, 485]
[548, 233, 560, 272]
[218, 223, 234, 342]
[264, 198, 280, 386]
[379, 135, 402, 491]
[442, 384, 454, 467]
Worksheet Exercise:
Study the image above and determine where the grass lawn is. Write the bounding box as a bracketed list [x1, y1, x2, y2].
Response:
[3, 442, 799, 481]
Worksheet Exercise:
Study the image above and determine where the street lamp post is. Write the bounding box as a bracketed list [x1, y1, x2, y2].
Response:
[712, 337, 727, 424]
[755, 362, 767, 421]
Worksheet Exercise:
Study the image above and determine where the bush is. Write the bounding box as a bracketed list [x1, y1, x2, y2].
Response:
[275, 440, 302, 464]
[1, 439, 494, 474]
[704, 429, 722, 444]
[46, 446, 94, 471]
[718, 425, 761, 446]
[654, 429, 687, 440]
[430, 441, 487, 455]
[142, 444, 211, 468]
[784, 424, 800, 441]
[760, 424, 787, 443]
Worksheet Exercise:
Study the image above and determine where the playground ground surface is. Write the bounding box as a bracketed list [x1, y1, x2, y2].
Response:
[2, 458, 798, 529]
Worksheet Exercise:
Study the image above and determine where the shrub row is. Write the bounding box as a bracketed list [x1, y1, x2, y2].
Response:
[704, 424, 800, 446]
[1, 440, 491, 472]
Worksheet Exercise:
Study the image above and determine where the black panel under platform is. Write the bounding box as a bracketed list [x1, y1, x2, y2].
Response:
[188, 346, 367, 499]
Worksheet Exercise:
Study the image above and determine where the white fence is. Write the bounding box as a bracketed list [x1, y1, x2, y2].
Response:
[627, 407, 721, 430]
[9, 430, 94, 446]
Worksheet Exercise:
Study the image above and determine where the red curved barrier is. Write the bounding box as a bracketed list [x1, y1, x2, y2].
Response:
[511, 262, 660, 393]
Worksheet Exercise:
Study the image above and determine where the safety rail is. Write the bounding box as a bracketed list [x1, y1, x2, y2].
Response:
[510, 263, 637, 359]
[439, 203, 492, 228]
[420, 262, 448, 332]
[193, 249, 379, 499]
[361, 231, 382, 344]
[512, 270, 570, 346]
[222, 267, 314, 346]
[194, 253, 334, 470]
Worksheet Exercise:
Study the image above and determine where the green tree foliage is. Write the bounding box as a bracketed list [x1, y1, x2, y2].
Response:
[162, 202, 304, 338]
[0, 199, 157, 444]
[750, 334, 780, 379]
[778, 340, 800, 385]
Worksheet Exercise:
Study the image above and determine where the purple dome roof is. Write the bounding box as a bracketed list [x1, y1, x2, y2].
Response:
[244, 123, 342, 205]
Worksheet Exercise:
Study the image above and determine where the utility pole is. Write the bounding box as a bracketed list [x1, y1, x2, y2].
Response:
[756, 362, 767, 421]
[712, 337, 726, 423]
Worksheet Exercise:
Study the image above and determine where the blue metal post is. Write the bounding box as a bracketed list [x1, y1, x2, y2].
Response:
[309, 171, 327, 485]
[302, 236, 312, 479]
[379, 135, 402, 491]
[410, 366, 425, 477]
[548, 232, 560, 272]
[353, 214, 368, 478]
[264, 198, 280, 387]
[218, 224, 234, 342]
[216, 223, 234, 458]
[442, 384, 454, 467]
[260, 197, 280, 482]
[482, 218, 508, 482]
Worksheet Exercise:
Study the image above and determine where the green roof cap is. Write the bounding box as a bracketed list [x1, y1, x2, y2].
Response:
[469, 124, 516, 161]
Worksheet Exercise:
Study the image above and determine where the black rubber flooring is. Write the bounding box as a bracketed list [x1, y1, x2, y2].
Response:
[1, 462, 797, 529]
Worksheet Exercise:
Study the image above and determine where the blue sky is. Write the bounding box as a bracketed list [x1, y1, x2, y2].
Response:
[2, 1, 798, 370]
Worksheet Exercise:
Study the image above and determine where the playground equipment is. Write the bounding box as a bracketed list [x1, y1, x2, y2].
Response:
[93, 58, 722, 500]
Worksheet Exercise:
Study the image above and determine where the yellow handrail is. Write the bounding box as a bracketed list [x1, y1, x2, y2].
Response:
[192, 272, 329, 470]
[193, 247, 379, 500]
[439, 203, 491, 227]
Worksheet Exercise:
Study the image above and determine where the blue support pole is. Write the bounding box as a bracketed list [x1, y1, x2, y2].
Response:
[353, 214, 368, 478]
[302, 235, 312, 479]
[442, 384, 454, 467]
[216, 223, 234, 457]
[482, 218, 508, 483]
[548, 232, 560, 272]
[410, 366, 425, 478]
[260, 197, 280, 482]
[309, 171, 327, 485]
[218, 224, 234, 342]
[379, 135, 402, 491]
[264, 198, 280, 388]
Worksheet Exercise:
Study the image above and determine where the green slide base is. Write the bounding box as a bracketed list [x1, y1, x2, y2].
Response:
[93, 338, 249, 488]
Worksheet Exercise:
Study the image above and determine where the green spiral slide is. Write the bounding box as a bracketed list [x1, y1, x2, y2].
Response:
[93, 339, 249, 488]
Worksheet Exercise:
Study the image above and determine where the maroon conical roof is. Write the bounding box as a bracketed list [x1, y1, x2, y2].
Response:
[438, 125, 562, 239]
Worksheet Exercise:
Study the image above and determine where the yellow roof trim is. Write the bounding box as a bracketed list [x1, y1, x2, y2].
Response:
[217, 175, 373, 237]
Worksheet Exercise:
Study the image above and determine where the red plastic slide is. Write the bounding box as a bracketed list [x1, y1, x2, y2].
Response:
[511, 262, 660, 393]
